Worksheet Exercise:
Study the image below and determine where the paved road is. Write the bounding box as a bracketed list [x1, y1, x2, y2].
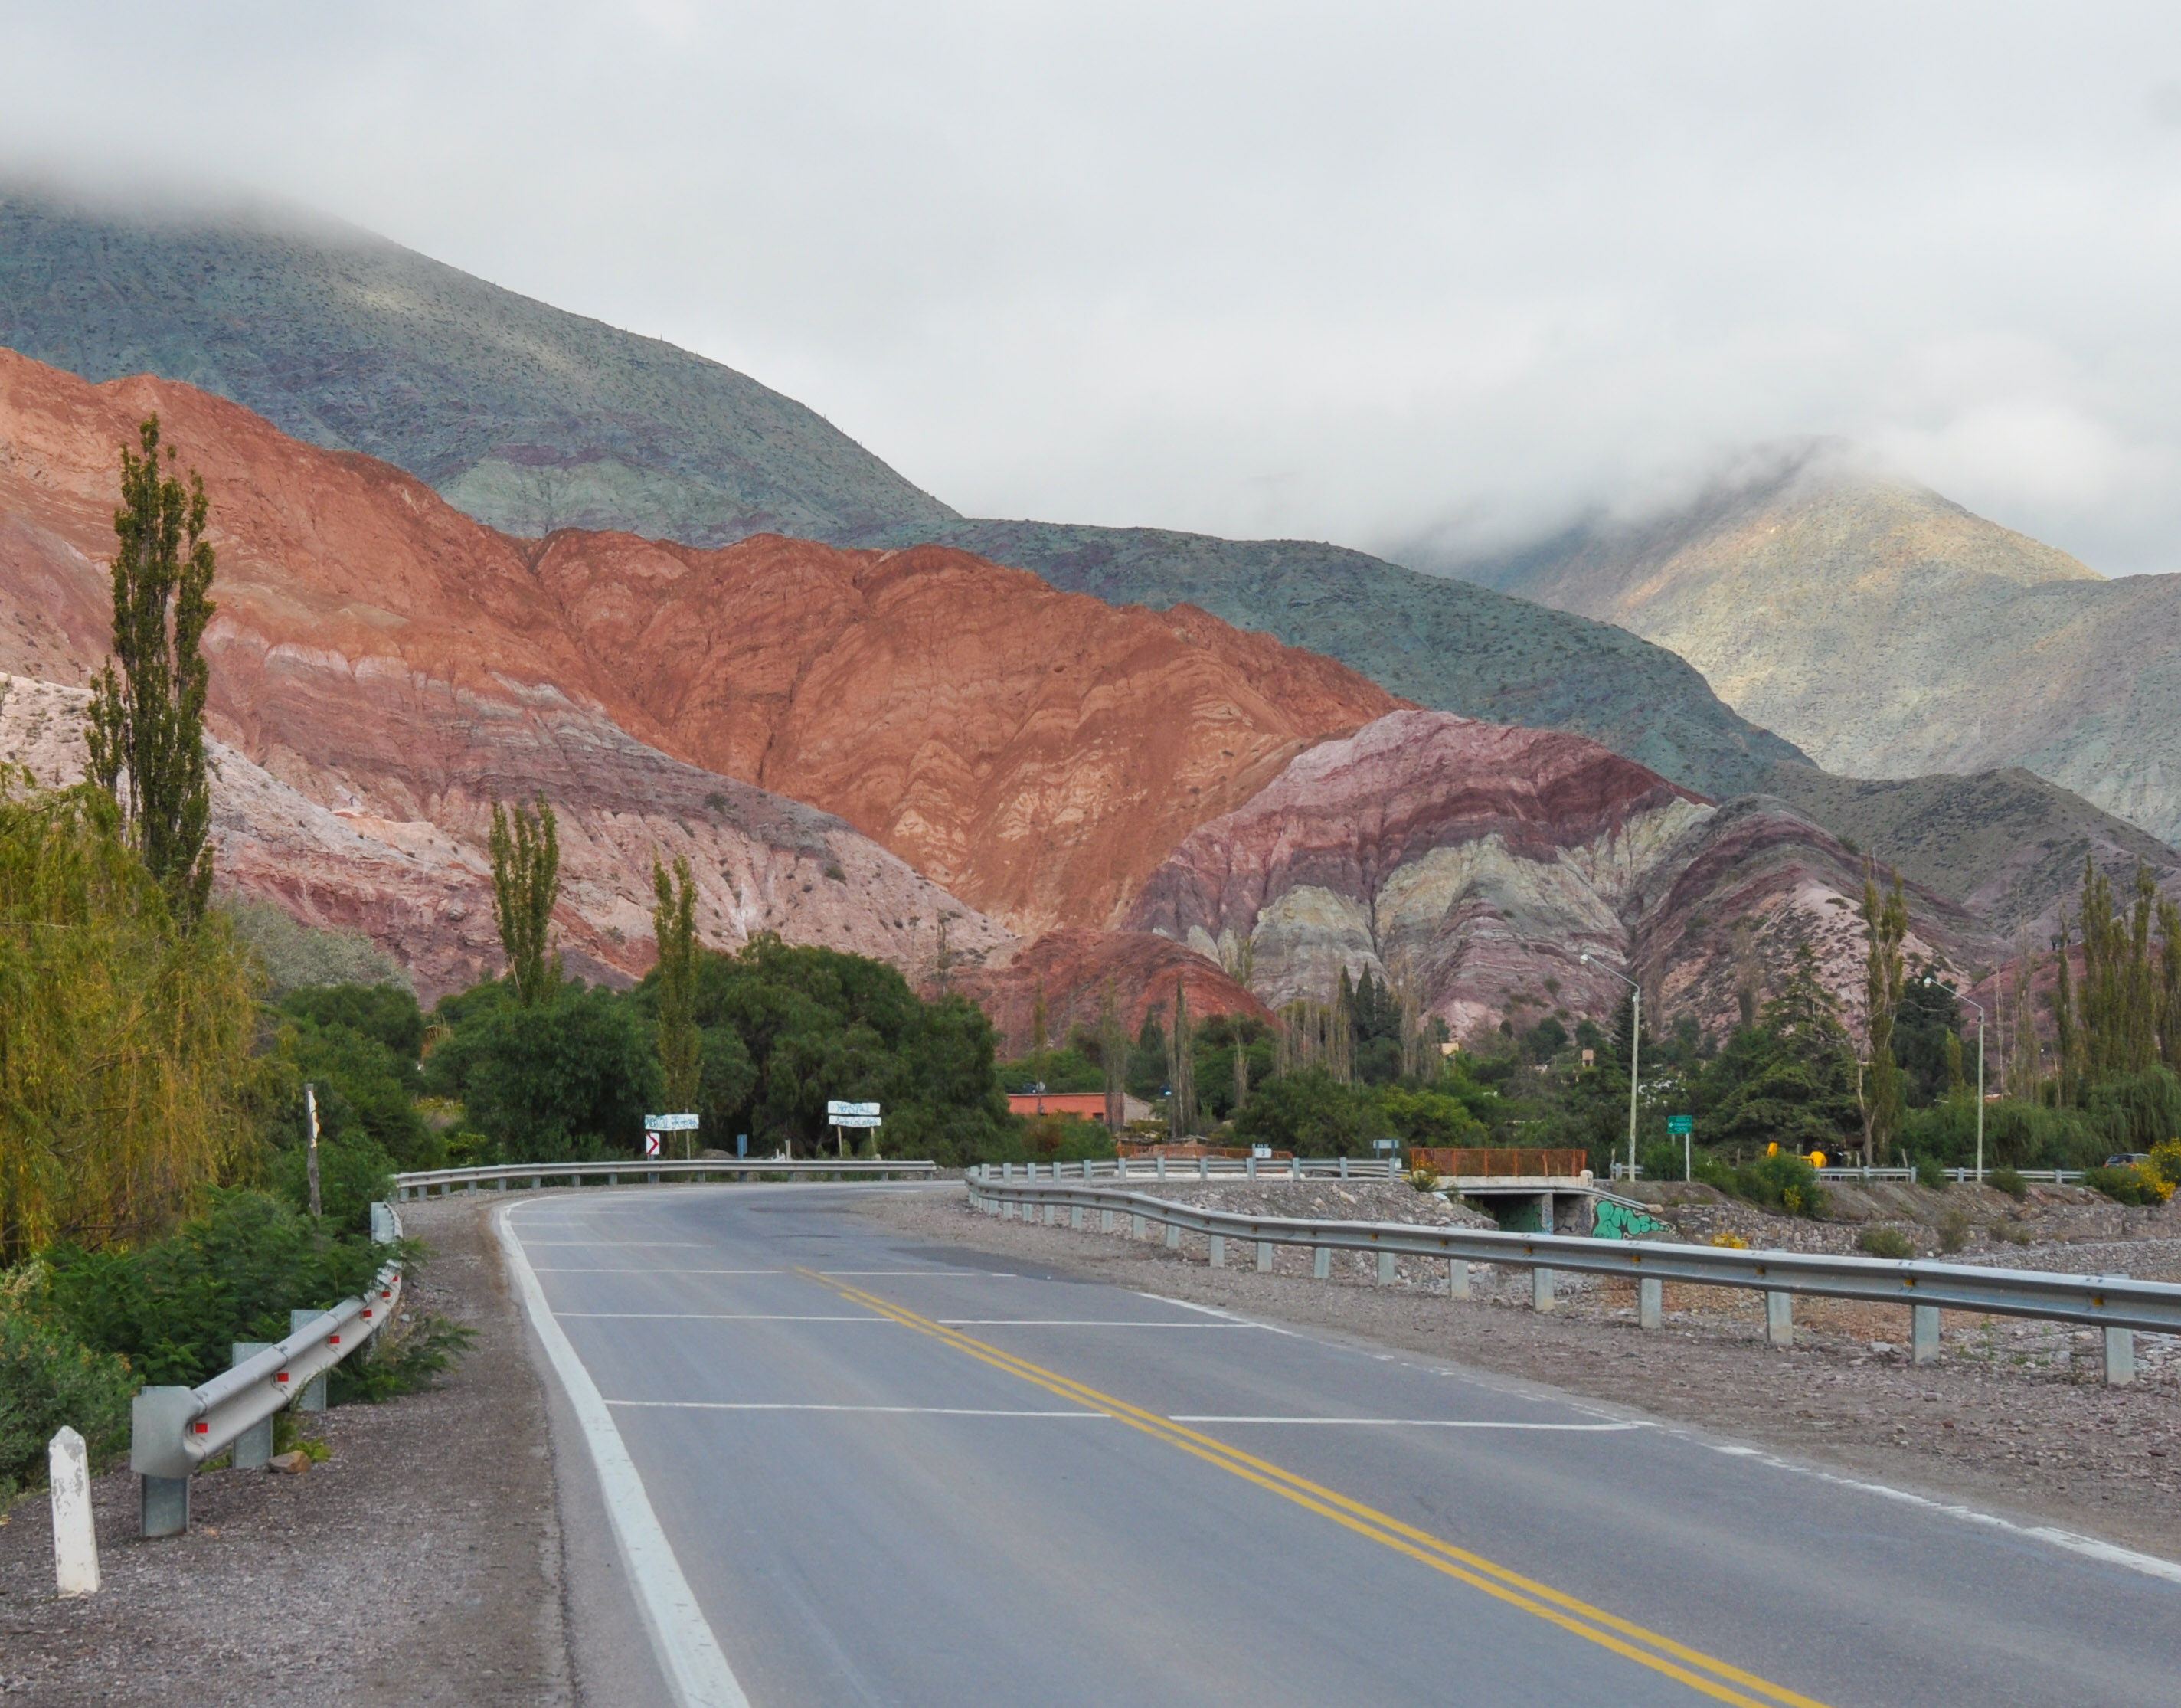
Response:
[503, 1184, 2177, 1707]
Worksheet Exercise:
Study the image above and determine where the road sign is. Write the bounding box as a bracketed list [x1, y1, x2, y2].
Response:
[1666, 1114, 1692, 1134]
[831, 1114, 883, 1128]
[646, 1113, 701, 1130]
[827, 1101, 881, 1118]
[643, 1132, 661, 1158]
[1372, 1138, 1400, 1152]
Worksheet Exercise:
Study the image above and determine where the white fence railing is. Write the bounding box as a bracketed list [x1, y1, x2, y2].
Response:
[391, 1158, 938, 1198]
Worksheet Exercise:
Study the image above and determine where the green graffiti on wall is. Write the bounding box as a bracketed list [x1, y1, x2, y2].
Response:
[1592, 1199, 1668, 1240]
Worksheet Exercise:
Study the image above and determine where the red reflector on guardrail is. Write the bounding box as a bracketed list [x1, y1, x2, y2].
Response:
[327, 1335, 340, 1347]
[275, 1372, 289, 1382]
[194, 1421, 208, 1433]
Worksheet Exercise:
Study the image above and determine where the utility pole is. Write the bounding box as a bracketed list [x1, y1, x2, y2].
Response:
[1960, 994, 1986, 1184]
[1582, 954, 1641, 1182]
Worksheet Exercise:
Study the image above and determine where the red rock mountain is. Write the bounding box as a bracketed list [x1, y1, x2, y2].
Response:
[526, 529, 1399, 931]
[1129, 711, 2003, 1038]
[0, 349, 1391, 998]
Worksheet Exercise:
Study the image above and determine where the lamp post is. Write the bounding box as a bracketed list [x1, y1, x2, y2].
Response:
[1581, 954, 1640, 1183]
[1960, 993, 1986, 1184]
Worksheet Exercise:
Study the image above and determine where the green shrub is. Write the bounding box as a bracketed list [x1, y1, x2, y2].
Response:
[1914, 1155, 1948, 1190]
[1936, 1204, 1972, 1254]
[330, 1309, 476, 1404]
[1988, 1166, 2027, 1200]
[2085, 1164, 2167, 1207]
[34, 1189, 390, 1387]
[269, 1133, 396, 1236]
[1726, 1150, 1829, 1219]
[0, 1294, 137, 1497]
[1858, 1225, 1915, 1259]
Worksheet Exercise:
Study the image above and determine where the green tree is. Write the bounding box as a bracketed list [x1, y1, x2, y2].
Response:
[1859, 866, 1908, 1161]
[84, 415, 217, 921]
[1231, 1066, 1368, 1153]
[489, 793, 561, 1006]
[651, 853, 700, 1140]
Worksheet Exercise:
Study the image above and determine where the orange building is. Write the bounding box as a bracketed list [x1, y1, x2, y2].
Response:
[1005, 1091, 1153, 1125]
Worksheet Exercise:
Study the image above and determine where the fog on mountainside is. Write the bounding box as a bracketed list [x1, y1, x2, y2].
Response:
[0, 185, 955, 544]
[1446, 446, 2181, 848]
[0, 184, 1808, 808]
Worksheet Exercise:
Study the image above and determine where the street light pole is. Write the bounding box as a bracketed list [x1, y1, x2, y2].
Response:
[1581, 954, 1640, 1183]
[1960, 994, 1986, 1184]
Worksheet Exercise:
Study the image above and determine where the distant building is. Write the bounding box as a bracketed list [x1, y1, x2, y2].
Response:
[1005, 1090, 1154, 1125]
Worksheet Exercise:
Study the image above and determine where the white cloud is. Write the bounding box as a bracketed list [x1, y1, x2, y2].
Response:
[8, 2, 2181, 571]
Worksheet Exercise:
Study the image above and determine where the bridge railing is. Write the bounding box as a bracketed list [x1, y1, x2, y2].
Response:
[391, 1157, 938, 1199]
[965, 1171, 2173, 1387]
[130, 1202, 405, 1538]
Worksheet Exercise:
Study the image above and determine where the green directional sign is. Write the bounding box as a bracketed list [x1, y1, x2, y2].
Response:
[1666, 1114, 1692, 1135]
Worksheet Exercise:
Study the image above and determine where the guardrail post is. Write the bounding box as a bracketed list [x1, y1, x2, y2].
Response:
[292, 1310, 329, 1412]
[1765, 1291, 1793, 1349]
[1131, 1212, 1147, 1239]
[1257, 1240, 1274, 1272]
[1638, 1276, 1662, 1329]
[131, 1387, 196, 1537]
[1198, 1156, 1208, 1180]
[1532, 1267, 1555, 1312]
[1376, 1251, 1395, 1285]
[1165, 1221, 1181, 1250]
[1246, 1154, 1257, 1180]
[1339, 1156, 1349, 1180]
[1157, 1155, 1167, 1180]
[2104, 1327, 2136, 1386]
[1045, 1203, 1058, 1226]
[231, 1342, 274, 1468]
[1209, 1235, 1225, 1268]
[1911, 1304, 1941, 1365]
[1449, 1259, 1470, 1300]
[1312, 1246, 1331, 1281]
[1101, 1209, 1116, 1233]
[1071, 1204, 1084, 1229]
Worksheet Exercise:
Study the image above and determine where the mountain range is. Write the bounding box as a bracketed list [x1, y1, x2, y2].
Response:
[1456, 446, 2181, 847]
[4, 185, 2177, 1051]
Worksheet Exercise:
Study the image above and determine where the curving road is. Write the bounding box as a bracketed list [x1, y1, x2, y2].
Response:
[499, 1184, 2177, 1708]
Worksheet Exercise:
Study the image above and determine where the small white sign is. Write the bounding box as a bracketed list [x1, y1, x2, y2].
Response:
[645, 1113, 701, 1130]
[644, 1132, 662, 1157]
[1251, 1144, 1272, 1159]
[831, 1114, 884, 1128]
[827, 1100, 881, 1117]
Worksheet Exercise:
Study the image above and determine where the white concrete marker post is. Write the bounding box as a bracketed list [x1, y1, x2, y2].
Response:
[49, 1426, 100, 1596]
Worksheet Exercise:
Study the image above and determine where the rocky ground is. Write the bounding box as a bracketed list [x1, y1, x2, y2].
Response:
[868, 1182, 2181, 1563]
[0, 1202, 569, 1706]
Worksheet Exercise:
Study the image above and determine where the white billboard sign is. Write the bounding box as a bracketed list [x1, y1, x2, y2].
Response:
[645, 1113, 701, 1130]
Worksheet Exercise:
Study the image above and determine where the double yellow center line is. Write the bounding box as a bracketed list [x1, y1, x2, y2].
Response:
[804, 1271, 1828, 1708]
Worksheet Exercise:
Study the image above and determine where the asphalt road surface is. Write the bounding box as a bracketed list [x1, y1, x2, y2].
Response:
[501, 1184, 2178, 1707]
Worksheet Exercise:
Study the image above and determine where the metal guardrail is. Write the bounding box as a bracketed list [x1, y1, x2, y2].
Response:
[391, 1157, 939, 1198]
[1614, 1162, 2089, 1186]
[992, 1157, 1405, 1183]
[965, 1171, 2175, 1386]
[130, 1202, 406, 1537]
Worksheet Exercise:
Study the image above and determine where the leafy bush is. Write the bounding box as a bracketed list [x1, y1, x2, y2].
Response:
[330, 1309, 476, 1404]
[34, 1189, 390, 1388]
[1725, 1150, 1829, 1219]
[1858, 1226, 1915, 1259]
[1231, 1067, 1368, 1154]
[0, 1291, 137, 1497]
[1914, 1155, 1948, 1191]
[1936, 1204, 1972, 1253]
[277, 981, 425, 1056]
[1988, 1166, 2028, 1200]
[269, 1133, 396, 1236]
[221, 898, 408, 997]
[2086, 1164, 2171, 1207]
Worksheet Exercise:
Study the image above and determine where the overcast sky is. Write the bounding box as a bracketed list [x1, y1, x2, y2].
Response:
[8, 3, 2181, 572]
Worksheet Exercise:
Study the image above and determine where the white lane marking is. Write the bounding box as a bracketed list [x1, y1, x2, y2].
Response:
[558, 1313, 891, 1321]
[528, 1268, 786, 1274]
[933, 1326, 1264, 1334]
[518, 1241, 714, 1247]
[1134, 1291, 1299, 1335]
[608, 1401, 1110, 1417]
[819, 1269, 1022, 1278]
[495, 1206, 750, 1708]
[1700, 1441, 2181, 1585]
[1169, 1416, 1651, 1430]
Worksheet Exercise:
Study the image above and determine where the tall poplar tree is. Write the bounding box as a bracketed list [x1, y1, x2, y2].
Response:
[652, 852, 699, 1142]
[1859, 865, 1907, 1162]
[489, 793, 561, 1006]
[85, 416, 217, 921]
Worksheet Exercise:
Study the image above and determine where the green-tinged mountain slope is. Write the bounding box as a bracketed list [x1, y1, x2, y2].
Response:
[1764, 764, 2181, 943]
[1453, 445, 2181, 846]
[857, 519, 1811, 801]
[0, 185, 953, 543]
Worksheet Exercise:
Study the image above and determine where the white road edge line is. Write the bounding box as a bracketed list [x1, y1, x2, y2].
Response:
[607, 1402, 1111, 1416]
[1702, 1442, 2181, 1585]
[495, 1205, 750, 1708]
[558, 1314, 891, 1321]
[1168, 1416, 1650, 1430]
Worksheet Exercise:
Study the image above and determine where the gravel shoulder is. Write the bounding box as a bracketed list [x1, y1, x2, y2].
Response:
[861, 1184, 2181, 1565]
[0, 1199, 572, 1706]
